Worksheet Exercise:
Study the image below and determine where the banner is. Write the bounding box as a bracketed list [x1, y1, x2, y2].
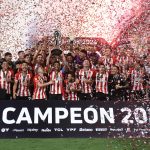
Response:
[0, 100, 150, 138]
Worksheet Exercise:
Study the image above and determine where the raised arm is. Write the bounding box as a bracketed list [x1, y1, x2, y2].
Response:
[32, 42, 42, 64]
[46, 45, 53, 66]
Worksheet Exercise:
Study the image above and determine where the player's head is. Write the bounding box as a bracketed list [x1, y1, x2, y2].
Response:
[99, 64, 106, 73]
[1, 60, 9, 70]
[36, 54, 43, 64]
[18, 51, 25, 60]
[111, 65, 119, 75]
[21, 61, 28, 72]
[79, 49, 87, 60]
[89, 53, 99, 64]
[66, 53, 74, 63]
[83, 59, 91, 69]
[4, 52, 12, 62]
[103, 45, 111, 56]
[53, 61, 61, 71]
[25, 54, 32, 63]
[67, 73, 75, 82]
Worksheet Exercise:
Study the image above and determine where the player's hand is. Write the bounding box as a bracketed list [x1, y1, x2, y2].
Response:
[116, 85, 122, 89]
[49, 80, 55, 84]
[84, 79, 92, 84]
[13, 93, 17, 99]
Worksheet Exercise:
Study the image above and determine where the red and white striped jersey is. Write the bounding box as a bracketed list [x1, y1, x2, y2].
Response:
[95, 72, 109, 94]
[65, 81, 79, 101]
[116, 56, 134, 65]
[32, 75, 47, 100]
[49, 71, 63, 94]
[15, 72, 32, 97]
[101, 57, 116, 71]
[0, 69, 13, 94]
[78, 69, 94, 93]
[116, 56, 128, 65]
[103, 57, 114, 65]
[131, 69, 144, 91]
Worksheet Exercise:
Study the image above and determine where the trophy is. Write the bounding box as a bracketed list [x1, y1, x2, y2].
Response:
[69, 35, 74, 51]
[51, 30, 62, 56]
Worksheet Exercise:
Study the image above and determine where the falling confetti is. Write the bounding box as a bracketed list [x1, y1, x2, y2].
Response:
[0, 0, 149, 60]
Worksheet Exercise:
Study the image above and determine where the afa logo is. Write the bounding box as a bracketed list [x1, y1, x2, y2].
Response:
[1, 128, 9, 132]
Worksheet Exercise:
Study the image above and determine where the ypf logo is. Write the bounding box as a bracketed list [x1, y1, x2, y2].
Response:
[1, 128, 9, 132]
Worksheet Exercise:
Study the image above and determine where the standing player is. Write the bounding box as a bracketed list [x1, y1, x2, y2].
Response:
[99, 46, 116, 72]
[95, 64, 109, 101]
[32, 66, 53, 100]
[48, 61, 64, 100]
[130, 63, 146, 99]
[78, 59, 95, 100]
[13, 61, 32, 100]
[108, 65, 129, 101]
[0, 60, 13, 100]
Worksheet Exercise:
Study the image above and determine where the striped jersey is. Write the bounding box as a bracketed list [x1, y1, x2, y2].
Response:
[0, 69, 13, 94]
[131, 69, 144, 91]
[32, 75, 47, 100]
[95, 72, 108, 94]
[15, 72, 32, 97]
[49, 71, 64, 94]
[65, 80, 80, 101]
[78, 69, 94, 93]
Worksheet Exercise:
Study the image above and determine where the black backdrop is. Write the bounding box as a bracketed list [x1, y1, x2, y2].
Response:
[0, 100, 150, 138]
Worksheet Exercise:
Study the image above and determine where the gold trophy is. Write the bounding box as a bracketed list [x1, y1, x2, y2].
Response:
[51, 30, 62, 56]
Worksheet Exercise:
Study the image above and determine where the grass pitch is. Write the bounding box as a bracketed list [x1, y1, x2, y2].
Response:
[0, 138, 149, 150]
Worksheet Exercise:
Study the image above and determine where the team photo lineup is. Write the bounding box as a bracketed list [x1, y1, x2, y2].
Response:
[0, 36, 150, 101]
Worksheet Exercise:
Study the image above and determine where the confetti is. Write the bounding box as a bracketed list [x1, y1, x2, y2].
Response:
[0, 0, 149, 60]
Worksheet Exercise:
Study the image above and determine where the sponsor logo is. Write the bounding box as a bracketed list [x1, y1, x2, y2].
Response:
[110, 128, 123, 132]
[12, 129, 24, 132]
[95, 128, 107, 131]
[41, 128, 51, 132]
[79, 128, 93, 132]
[1, 128, 9, 132]
[27, 128, 38, 132]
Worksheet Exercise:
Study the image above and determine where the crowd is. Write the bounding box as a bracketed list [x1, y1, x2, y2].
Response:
[0, 36, 150, 101]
